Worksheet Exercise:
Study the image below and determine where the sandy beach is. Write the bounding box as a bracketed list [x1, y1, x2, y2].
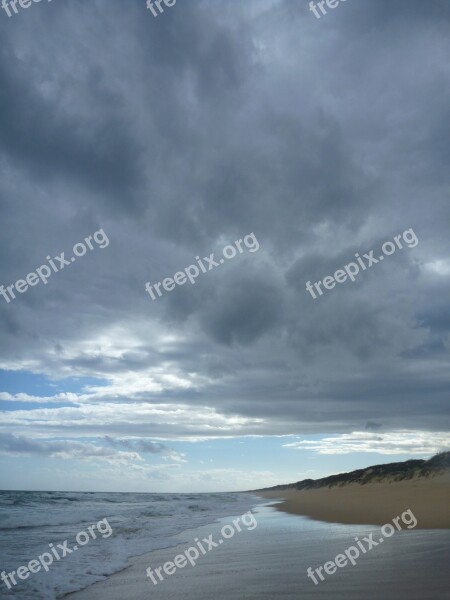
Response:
[63, 502, 450, 600]
[259, 475, 450, 529]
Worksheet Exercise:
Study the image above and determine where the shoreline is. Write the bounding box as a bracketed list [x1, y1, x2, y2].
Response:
[258, 475, 450, 529]
[60, 502, 450, 600]
[56, 477, 450, 599]
[61, 502, 268, 600]
[61, 496, 265, 600]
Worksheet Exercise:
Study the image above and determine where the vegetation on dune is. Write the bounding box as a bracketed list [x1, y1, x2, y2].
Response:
[258, 451, 450, 491]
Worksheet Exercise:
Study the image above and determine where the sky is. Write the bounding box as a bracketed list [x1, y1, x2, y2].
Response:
[0, 0, 449, 493]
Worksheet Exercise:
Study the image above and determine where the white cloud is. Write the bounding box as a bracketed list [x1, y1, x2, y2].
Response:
[0, 392, 80, 404]
[0, 402, 265, 440]
[283, 430, 450, 455]
[423, 259, 450, 276]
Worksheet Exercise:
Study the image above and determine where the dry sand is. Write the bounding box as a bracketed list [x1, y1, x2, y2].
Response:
[259, 474, 450, 529]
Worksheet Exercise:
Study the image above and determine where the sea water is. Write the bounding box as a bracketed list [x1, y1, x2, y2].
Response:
[0, 490, 258, 599]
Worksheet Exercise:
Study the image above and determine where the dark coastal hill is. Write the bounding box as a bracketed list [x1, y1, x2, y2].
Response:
[257, 451, 450, 492]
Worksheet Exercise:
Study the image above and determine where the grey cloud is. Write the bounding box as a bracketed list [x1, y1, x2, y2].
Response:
[0, 0, 449, 440]
[0, 48, 144, 212]
[104, 435, 182, 458]
[0, 432, 140, 463]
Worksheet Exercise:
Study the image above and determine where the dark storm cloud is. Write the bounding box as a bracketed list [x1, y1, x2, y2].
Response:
[0, 47, 144, 212]
[0, 0, 449, 440]
[201, 273, 283, 346]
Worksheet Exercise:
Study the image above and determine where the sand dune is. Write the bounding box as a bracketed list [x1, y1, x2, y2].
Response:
[260, 474, 450, 529]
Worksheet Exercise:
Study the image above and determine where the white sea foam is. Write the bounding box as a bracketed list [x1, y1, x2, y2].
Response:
[0, 490, 259, 599]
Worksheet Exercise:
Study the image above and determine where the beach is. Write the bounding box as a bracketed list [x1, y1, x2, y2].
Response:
[259, 475, 450, 529]
[65, 502, 450, 600]
[2, 484, 449, 599]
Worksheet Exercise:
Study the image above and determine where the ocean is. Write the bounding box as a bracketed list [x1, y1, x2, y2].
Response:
[0, 490, 258, 599]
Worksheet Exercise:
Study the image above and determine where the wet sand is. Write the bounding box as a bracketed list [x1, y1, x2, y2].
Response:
[64, 503, 450, 600]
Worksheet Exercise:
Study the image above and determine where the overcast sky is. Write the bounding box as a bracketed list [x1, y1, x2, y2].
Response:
[0, 0, 449, 492]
